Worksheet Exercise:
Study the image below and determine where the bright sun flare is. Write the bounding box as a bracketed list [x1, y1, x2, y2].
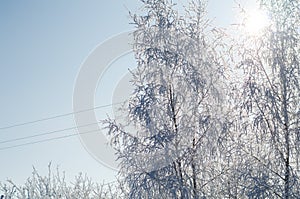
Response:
[245, 9, 269, 35]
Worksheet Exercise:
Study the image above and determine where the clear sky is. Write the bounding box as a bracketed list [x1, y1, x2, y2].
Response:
[0, 0, 255, 185]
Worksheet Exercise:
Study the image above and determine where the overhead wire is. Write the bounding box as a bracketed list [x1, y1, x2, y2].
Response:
[0, 129, 102, 151]
[0, 101, 130, 151]
[0, 115, 129, 151]
[0, 121, 102, 144]
[0, 101, 126, 131]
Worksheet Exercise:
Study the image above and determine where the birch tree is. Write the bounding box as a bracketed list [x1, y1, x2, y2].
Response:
[0, 164, 120, 199]
[105, 0, 232, 198]
[236, 0, 300, 198]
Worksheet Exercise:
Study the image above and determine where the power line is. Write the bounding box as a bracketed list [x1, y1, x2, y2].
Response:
[0, 129, 102, 151]
[0, 121, 102, 145]
[0, 116, 129, 151]
[0, 102, 125, 131]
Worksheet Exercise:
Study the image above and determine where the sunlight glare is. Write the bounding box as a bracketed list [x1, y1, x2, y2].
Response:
[245, 9, 269, 35]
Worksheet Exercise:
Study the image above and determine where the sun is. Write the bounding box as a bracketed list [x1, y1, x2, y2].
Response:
[244, 9, 269, 35]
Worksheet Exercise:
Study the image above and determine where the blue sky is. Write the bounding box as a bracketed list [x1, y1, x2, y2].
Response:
[0, 0, 255, 185]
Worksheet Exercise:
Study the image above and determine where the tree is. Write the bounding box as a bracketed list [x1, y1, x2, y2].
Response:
[235, 0, 300, 198]
[105, 0, 232, 198]
[105, 0, 300, 198]
[0, 164, 121, 199]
